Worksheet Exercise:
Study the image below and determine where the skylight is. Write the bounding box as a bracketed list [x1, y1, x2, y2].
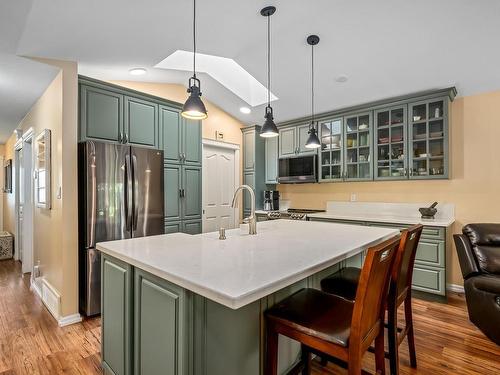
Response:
[155, 50, 278, 107]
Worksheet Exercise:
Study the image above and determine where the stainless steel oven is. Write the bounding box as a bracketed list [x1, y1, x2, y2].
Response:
[278, 155, 317, 183]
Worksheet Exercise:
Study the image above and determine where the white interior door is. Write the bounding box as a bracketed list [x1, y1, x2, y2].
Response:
[202, 144, 237, 233]
[15, 148, 23, 262]
[21, 139, 33, 274]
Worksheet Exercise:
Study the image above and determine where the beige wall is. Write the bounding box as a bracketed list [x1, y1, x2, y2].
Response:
[109, 81, 245, 145]
[279, 90, 500, 287]
[3, 59, 79, 317]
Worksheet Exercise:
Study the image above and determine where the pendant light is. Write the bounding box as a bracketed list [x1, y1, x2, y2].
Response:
[181, 0, 208, 120]
[259, 6, 279, 138]
[305, 35, 321, 149]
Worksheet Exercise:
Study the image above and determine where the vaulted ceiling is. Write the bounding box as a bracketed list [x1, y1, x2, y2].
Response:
[1, 0, 500, 142]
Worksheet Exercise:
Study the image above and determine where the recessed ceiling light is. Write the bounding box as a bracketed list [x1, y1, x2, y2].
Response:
[240, 107, 251, 114]
[336, 74, 349, 83]
[129, 68, 147, 76]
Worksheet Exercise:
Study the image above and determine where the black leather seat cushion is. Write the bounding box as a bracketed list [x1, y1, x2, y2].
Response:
[463, 224, 500, 274]
[320, 267, 361, 301]
[266, 288, 354, 347]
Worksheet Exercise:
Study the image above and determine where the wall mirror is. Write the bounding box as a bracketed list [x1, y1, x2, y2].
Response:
[35, 129, 51, 209]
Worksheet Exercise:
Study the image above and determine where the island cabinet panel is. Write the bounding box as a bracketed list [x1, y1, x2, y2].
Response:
[160, 106, 182, 163]
[80, 85, 123, 143]
[124, 96, 158, 148]
[101, 255, 133, 375]
[134, 269, 189, 375]
[308, 217, 448, 297]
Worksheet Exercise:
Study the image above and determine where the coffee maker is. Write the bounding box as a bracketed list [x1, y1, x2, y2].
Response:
[263, 190, 280, 211]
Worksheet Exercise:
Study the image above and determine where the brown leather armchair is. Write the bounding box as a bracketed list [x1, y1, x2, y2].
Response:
[454, 224, 500, 345]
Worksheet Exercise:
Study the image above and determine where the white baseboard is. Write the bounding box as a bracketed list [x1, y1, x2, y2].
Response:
[31, 277, 82, 327]
[58, 313, 83, 327]
[447, 283, 465, 293]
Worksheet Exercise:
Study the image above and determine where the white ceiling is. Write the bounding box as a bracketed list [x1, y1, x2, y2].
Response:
[0, 0, 59, 143]
[1, 0, 500, 137]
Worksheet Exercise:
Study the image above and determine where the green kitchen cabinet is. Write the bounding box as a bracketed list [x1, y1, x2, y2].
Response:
[160, 106, 182, 163]
[182, 165, 202, 220]
[164, 164, 202, 233]
[408, 97, 449, 179]
[80, 84, 124, 143]
[101, 254, 133, 375]
[183, 220, 202, 235]
[278, 124, 317, 158]
[164, 164, 182, 222]
[278, 126, 296, 158]
[165, 221, 182, 234]
[265, 137, 278, 184]
[134, 269, 189, 375]
[160, 108, 201, 165]
[243, 130, 256, 170]
[124, 96, 158, 148]
[241, 126, 266, 215]
[342, 111, 373, 181]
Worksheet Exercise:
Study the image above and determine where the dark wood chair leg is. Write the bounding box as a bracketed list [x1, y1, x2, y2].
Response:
[404, 295, 417, 368]
[375, 327, 386, 375]
[348, 351, 363, 375]
[387, 302, 399, 375]
[301, 345, 311, 375]
[266, 322, 278, 375]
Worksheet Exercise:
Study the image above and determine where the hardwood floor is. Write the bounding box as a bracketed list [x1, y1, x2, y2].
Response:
[0, 259, 498, 374]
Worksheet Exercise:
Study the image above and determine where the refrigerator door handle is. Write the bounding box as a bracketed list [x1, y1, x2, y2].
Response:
[132, 154, 139, 230]
[88, 152, 97, 248]
[125, 154, 133, 231]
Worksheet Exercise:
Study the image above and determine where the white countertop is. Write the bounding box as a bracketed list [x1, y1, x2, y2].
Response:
[308, 202, 455, 227]
[96, 220, 398, 309]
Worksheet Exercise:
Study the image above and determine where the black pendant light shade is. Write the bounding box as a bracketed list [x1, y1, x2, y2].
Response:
[305, 34, 321, 149]
[305, 127, 321, 149]
[181, 0, 208, 120]
[182, 76, 207, 120]
[259, 6, 279, 138]
[261, 106, 279, 138]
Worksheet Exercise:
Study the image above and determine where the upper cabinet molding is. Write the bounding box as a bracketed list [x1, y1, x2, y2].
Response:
[277, 87, 457, 128]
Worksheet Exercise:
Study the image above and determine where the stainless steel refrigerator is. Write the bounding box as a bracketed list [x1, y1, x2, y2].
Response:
[78, 140, 164, 316]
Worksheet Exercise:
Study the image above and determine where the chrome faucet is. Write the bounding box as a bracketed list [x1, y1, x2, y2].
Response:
[231, 185, 257, 235]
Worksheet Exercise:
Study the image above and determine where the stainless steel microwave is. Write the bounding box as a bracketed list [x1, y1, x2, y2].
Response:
[278, 155, 317, 183]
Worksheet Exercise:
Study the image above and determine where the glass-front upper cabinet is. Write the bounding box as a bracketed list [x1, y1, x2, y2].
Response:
[374, 106, 407, 180]
[343, 112, 373, 181]
[319, 118, 343, 181]
[409, 98, 448, 179]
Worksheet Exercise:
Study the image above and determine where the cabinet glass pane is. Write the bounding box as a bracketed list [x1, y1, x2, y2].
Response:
[319, 119, 342, 180]
[344, 113, 372, 180]
[409, 99, 446, 178]
[375, 106, 407, 179]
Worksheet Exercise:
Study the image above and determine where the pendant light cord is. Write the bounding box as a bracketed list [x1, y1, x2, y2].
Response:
[193, 0, 197, 78]
[267, 14, 271, 108]
[311, 42, 315, 128]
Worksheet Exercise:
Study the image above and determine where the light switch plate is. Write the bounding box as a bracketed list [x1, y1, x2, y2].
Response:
[350, 193, 357, 202]
[215, 131, 224, 140]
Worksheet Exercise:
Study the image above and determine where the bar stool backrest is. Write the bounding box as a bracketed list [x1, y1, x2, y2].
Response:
[393, 224, 423, 302]
[350, 235, 400, 344]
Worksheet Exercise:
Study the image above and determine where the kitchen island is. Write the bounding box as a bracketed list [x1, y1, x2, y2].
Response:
[97, 220, 398, 375]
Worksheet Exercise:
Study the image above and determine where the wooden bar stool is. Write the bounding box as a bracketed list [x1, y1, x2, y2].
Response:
[321, 224, 423, 375]
[265, 235, 401, 375]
